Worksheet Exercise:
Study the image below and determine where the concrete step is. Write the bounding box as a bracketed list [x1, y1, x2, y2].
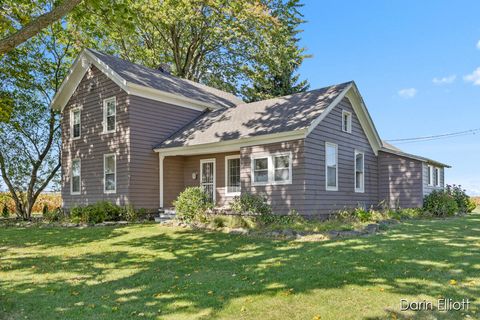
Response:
[156, 208, 176, 223]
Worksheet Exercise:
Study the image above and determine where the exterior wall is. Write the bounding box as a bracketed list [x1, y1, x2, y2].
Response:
[129, 96, 202, 210]
[378, 151, 424, 208]
[61, 66, 130, 209]
[303, 97, 379, 216]
[240, 140, 305, 215]
[422, 163, 445, 197]
[163, 152, 240, 207]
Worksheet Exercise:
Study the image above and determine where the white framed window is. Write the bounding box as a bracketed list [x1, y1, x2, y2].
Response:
[354, 151, 365, 193]
[251, 152, 292, 186]
[104, 153, 116, 193]
[342, 110, 352, 133]
[427, 165, 434, 186]
[225, 155, 241, 196]
[325, 142, 338, 191]
[103, 97, 116, 133]
[71, 108, 81, 139]
[71, 158, 81, 195]
[434, 167, 441, 187]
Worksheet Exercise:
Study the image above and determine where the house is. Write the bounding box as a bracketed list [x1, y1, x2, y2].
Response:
[52, 49, 450, 217]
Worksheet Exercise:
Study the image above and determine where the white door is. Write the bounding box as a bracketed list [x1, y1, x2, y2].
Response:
[200, 159, 216, 203]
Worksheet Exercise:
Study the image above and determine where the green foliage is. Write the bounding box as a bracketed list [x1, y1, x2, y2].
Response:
[173, 187, 213, 222]
[445, 184, 475, 213]
[231, 193, 272, 216]
[423, 190, 459, 216]
[2, 204, 9, 218]
[43, 208, 64, 222]
[338, 207, 373, 222]
[467, 198, 477, 213]
[386, 208, 425, 220]
[70, 201, 125, 224]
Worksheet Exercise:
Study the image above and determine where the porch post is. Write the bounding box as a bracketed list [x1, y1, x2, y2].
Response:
[159, 154, 165, 208]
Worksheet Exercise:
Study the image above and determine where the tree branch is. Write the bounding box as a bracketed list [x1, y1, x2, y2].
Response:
[0, 0, 83, 55]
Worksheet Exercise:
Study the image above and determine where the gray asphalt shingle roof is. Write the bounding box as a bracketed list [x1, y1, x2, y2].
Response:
[87, 49, 243, 108]
[156, 82, 352, 149]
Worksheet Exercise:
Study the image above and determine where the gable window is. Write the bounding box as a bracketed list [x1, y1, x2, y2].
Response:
[427, 165, 434, 186]
[71, 159, 81, 195]
[225, 155, 241, 195]
[434, 167, 440, 187]
[325, 142, 338, 191]
[104, 154, 116, 193]
[103, 97, 116, 133]
[342, 110, 352, 133]
[71, 109, 81, 139]
[251, 153, 292, 185]
[354, 151, 365, 193]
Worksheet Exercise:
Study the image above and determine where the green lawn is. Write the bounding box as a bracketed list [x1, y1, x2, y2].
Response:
[1, 210, 479, 320]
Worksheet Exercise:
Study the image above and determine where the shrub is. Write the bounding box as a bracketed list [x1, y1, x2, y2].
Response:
[231, 193, 272, 216]
[467, 198, 477, 213]
[445, 184, 475, 213]
[423, 190, 458, 216]
[70, 201, 124, 224]
[2, 204, 9, 218]
[173, 187, 213, 222]
[43, 208, 64, 222]
[337, 207, 373, 222]
[123, 205, 138, 222]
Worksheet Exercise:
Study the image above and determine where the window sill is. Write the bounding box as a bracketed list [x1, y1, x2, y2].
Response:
[70, 192, 81, 195]
[252, 180, 292, 187]
[71, 137, 81, 141]
[225, 192, 241, 197]
[104, 190, 116, 194]
[355, 189, 365, 193]
[326, 187, 338, 191]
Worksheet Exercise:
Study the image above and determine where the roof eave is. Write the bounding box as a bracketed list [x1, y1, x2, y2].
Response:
[379, 148, 451, 168]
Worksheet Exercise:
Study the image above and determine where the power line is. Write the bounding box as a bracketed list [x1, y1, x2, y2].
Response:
[385, 128, 480, 144]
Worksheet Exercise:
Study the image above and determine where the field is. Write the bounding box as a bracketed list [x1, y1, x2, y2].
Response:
[0, 192, 61, 214]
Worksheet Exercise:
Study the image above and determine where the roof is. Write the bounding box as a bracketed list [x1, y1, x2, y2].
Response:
[381, 141, 451, 168]
[156, 82, 353, 149]
[51, 49, 243, 112]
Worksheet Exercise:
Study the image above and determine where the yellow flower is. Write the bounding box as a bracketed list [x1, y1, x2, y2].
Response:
[449, 279, 458, 285]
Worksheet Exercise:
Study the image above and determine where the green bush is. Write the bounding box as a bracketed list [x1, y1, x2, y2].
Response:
[70, 201, 124, 224]
[231, 193, 272, 215]
[467, 198, 477, 213]
[2, 204, 9, 218]
[338, 207, 372, 222]
[445, 184, 475, 213]
[423, 190, 458, 216]
[173, 187, 213, 222]
[43, 208, 63, 222]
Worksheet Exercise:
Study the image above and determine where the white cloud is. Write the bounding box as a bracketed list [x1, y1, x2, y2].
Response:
[476, 40, 480, 50]
[432, 75, 456, 85]
[464, 67, 480, 86]
[398, 88, 417, 99]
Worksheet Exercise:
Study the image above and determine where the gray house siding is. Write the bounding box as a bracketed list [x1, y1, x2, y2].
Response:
[128, 96, 202, 209]
[303, 97, 379, 216]
[422, 163, 445, 197]
[377, 151, 424, 208]
[61, 66, 130, 209]
[240, 139, 305, 215]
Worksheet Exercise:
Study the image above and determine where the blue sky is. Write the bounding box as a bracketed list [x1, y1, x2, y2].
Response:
[298, 0, 480, 195]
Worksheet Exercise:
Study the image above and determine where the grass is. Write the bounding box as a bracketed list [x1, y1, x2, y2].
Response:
[0, 209, 479, 320]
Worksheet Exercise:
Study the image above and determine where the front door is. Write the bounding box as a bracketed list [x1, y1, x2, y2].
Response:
[200, 159, 216, 203]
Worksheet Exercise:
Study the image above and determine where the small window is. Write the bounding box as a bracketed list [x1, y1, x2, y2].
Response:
[253, 157, 269, 184]
[104, 154, 116, 193]
[274, 154, 291, 183]
[103, 97, 116, 133]
[427, 165, 434, 186]
[434, 168, 440, 187]
[326, 142, 338, 191]
[225, 155, 241, 195]
[342, 110, 352, 133]
[71, 159, 81, 194]
[71, 109, 81, 139]
[355, 151, 364, 193]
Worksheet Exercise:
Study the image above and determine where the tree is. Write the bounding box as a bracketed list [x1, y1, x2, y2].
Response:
[242, 0, 309, 102]
[0, 0, 83, 55]
[0, 23, 77, 219]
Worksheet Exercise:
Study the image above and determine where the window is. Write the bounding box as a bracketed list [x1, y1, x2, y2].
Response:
[253, 157, 269, 184]
[103, 97, 116, 133]
[427, 165, 434, 186]
[325, 142, 338, 191]
[225, 155, 241, 195]
[354, 151, 364, 193]
[71, 159, 81, 194]
[71, 109, 81, 139]
[104, 154, 116, 193]
[342, 110, 352, 133]
[434, 167, 441, 187]
[251, 153, 292, 185]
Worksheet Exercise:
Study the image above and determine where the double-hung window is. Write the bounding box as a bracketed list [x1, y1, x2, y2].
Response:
[103, 97, 116, 133]
[325, 142, 338, 191]
[104, 154, 116, 193]
[427, 165, 434, 186]
[342, 110, 352, 133]
[434, 168, 440, 187]
[71, 109, 81, 139]
[225, 155, 241, 195]
[252, 153, 292, 185]
[354, 151, 365, 193]
[71, 159, 81, 194]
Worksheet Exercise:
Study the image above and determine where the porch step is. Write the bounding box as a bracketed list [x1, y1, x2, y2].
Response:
[155, 208, 176, 223]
